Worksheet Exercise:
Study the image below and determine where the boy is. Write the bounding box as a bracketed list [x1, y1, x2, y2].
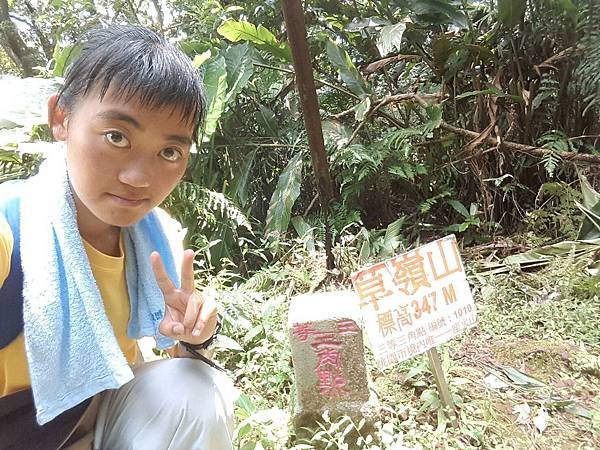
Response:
[0, 25, 234, 449]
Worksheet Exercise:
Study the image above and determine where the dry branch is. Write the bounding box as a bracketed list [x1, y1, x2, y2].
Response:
[440, 122, 600, 165]
[361, 54, 421, 75]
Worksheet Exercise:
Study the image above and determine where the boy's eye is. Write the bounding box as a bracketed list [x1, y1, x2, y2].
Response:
[160, 148, 182, 162]
[105, 132, 129, 148]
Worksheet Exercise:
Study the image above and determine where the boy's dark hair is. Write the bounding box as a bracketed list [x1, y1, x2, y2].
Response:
[57, 25, 205, 140]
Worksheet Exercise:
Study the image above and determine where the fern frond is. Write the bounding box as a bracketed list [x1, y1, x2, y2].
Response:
[572, 4, 600, 118]
[538, 131, 571, 177]
[164, 181, 252, 234]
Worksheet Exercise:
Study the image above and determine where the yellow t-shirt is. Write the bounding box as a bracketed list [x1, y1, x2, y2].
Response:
[0, 214, 139, 397]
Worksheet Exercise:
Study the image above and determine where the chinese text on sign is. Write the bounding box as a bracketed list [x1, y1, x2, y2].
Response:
[350, 235, 476, 370]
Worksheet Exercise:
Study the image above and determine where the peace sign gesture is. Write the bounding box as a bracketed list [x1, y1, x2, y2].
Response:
[150, 249, 218, 346]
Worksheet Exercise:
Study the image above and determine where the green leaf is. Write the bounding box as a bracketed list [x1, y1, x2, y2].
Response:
[216, 335, 244, 351]
[432, 34, 453, 75]
[444, 47, 470, 79]
[411, 0, 469, 28]
[256, 104, 278, 136]
[564, 404, 593, 419]
[377, 22, 406, 56]
[52, 44, 81, 77]
[425, 105, 442, 129]
[235, 393, 257, 416]
[576, 202, 600, 240]
[217, 20, 291, 63]
[179, 40, 211, 57]
[0, 119, 20, 130]
[265, 153, 303, 238]
[354, 97, 371, 121]
[359, 238, 371, 265]
[381, 217, 405, 257]
[192, 50, 212, 68]
[578, 174, 600, 240]
[326, 39, 370, 98]
[225, 5, 244, 13]
[500, 365, 547, 389]
[291, 216, 315, 252]
[231, 149, 257, 207]
[201, 55, 228, 142]
[224, 43, 254, 103]
[497, 0, 526, 28]
[345, 17, 389, 32]
[448, 200, 470, 218]
[548, 0, 577, 17]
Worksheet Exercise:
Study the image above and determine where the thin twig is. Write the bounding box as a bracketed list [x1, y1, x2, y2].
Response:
[253, 62, 359, 100]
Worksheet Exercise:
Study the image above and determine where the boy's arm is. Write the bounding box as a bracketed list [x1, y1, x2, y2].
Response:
[0, 214, 13, 286]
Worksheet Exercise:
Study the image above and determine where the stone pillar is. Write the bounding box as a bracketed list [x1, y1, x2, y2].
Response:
[288, 291, 378, 436]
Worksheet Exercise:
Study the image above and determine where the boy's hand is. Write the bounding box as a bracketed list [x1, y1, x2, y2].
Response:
[150, 249, 218, 345]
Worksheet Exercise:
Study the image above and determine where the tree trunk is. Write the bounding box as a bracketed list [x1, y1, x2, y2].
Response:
[281, 0, 337, 270]
[0, 0, 34, 76]
[23, 0, 54, 60]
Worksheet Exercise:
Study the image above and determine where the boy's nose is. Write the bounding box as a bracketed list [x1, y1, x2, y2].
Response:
[118, 161, 152, 188]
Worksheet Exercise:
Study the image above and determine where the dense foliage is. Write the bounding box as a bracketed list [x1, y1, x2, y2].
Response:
[1, 0, 599, 278]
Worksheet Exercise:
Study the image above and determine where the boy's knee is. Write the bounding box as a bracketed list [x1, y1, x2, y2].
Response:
[145, 358, 235, 423]
[95, 358, 235, 450]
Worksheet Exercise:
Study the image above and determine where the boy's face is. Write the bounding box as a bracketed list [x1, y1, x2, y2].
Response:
[49, 89, 195, 230]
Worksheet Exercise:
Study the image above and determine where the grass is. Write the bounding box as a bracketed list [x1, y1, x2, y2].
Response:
[211, 242, 600, 449]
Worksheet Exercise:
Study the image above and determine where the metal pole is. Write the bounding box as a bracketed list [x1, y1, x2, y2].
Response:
[426, 348, 458, 427]
[281, 0, 335, 269]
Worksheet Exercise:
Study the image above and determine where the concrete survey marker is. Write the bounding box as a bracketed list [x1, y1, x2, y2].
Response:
[288, 291, 378, 431]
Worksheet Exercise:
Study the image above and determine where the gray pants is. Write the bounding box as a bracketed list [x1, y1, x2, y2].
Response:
[92, 358, 236, 450]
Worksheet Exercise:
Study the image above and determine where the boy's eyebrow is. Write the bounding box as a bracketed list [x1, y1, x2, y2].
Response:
[165, 134, 193, 146]
[97, 110, 142, 129]
[98, 110, 193, 146]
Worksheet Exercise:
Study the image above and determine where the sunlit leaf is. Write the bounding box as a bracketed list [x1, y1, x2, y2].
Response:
[345, 17, 389, 31]
[231, 149, 257, 207]
[217, 20, 291, 63]
[534, 406, 549, 433]
[52, 44, 80, 77]
[380, 217, 405, 257]
[216, 334, 244, 351]
[192, 50, 211, 68]
[513, 403, 531, 424]
[354, 97, 371, 121]
[377, 22, 406, 56]
[448, 200, 470, 218]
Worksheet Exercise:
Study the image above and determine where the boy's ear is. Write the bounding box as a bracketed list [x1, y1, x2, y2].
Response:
[48, 94, 68, 141]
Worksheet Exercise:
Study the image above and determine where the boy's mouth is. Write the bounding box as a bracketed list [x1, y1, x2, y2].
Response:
[107, 193, 148, 207]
